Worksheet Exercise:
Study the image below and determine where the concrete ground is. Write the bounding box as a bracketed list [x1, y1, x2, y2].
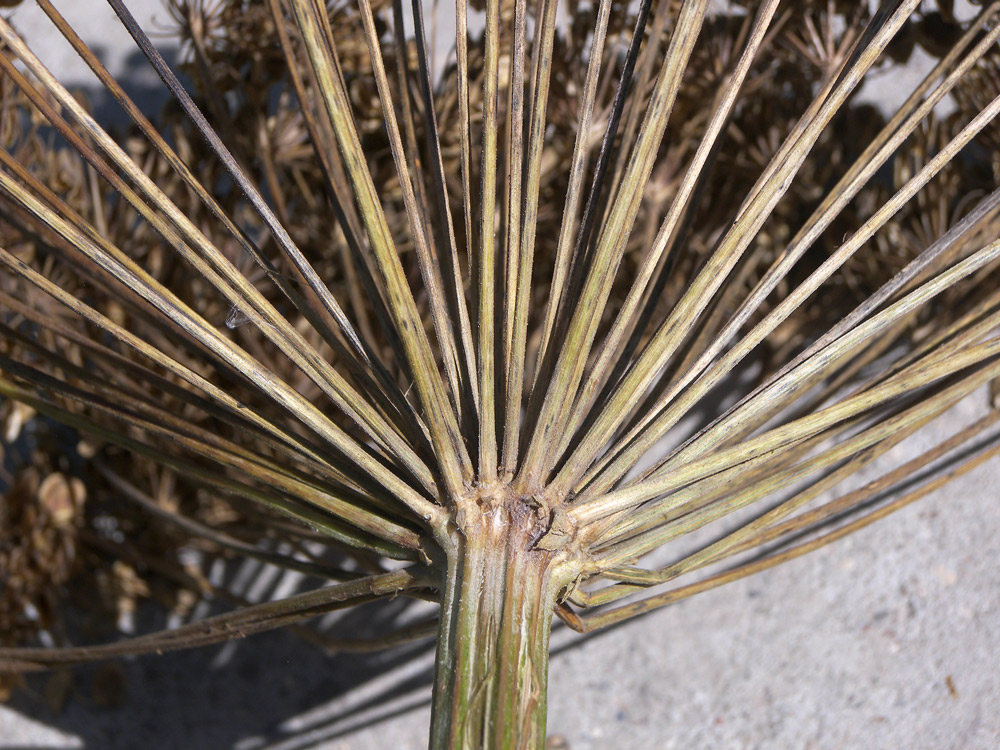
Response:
[2, 2, 998, 748]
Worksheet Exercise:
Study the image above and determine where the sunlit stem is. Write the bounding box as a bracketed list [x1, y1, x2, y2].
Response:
[430, 492, 572, 749]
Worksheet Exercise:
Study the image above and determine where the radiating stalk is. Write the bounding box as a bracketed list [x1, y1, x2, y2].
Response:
[501, 0, 560, 476]
[0, 568, 433, 669]
[559, 0, 780, 455]
[532, 0, 613, 378]
[518, 0, 710, 493]
[285, 0, 474, 498]
[477, 0, 502, 482]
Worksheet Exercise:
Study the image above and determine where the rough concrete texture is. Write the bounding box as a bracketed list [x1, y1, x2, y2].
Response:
[2, 1, 999, 748]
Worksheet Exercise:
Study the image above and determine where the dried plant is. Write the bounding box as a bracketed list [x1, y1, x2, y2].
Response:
[1, 0, 999, 746]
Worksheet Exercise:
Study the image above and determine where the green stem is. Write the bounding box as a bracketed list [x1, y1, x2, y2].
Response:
[430, 494, 565, 749]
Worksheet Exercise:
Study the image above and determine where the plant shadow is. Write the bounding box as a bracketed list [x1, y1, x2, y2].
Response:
[6, 564, 438, 749]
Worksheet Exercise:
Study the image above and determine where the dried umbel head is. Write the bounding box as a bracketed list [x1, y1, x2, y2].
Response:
[1, 0, 1000, 746]
[0, 468, 85, 646]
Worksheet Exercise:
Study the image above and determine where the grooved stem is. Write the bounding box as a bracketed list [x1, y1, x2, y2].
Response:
[430, 495, 564, 749]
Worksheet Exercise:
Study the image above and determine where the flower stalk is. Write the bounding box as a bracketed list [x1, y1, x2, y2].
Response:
[430, 490, 572, 749]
